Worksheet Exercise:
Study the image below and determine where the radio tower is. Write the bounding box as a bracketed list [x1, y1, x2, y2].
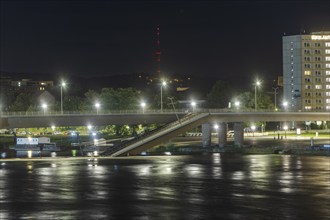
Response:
[155, 25, 161, 78]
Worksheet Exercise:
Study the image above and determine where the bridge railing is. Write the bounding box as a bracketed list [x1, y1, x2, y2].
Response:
[1, 108, 327, 117]
[1, 109, 188, 116]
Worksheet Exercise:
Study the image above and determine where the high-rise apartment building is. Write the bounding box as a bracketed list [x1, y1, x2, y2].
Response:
[283, 31, 330, 111]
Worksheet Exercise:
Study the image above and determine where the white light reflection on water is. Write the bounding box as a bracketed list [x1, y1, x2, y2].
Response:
[0, 212, 9, 220]
[0, 166, 9, 204]
[232, 171, 244, 180]
[212, 153, 222, 179]
[185, 164, 204, 178]
[1, 155, 329, 219]
[279, 156, 295, 193]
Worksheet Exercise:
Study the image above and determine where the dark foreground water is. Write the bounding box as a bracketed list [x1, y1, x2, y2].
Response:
[0, 154, 329, 220]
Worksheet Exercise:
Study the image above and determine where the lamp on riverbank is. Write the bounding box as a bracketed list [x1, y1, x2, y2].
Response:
[251, 125, 256, 137]
[283, 125, 288, 138]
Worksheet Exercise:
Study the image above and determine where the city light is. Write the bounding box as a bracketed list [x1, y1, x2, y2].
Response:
[273, 87, 279, 111]
[60, 81, 66, 115]
[251, 125, 256, 137]
[140, 101, 146, 113]
[283, 125, 288, 138]
[160, 80, 167, 113]
[191, 101, 196, 112]
[234, 101, 240, 109]
[254, 80, 261, 111]
[41, 103, 48, 114]
[282, 101, 288, 111]
[95, 102, 100, 114]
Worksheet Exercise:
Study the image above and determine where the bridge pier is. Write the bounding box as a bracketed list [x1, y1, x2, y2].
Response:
[218, 122, 227, 147]
[202, 123, 211, 147]
[234, 122, 244, 147]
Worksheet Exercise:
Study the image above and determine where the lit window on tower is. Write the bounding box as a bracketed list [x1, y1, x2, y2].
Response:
[304, 70, 311, 75]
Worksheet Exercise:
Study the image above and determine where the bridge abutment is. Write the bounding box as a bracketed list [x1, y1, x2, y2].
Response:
[202, 123, 211, 147]
[234, 122, 244, 147]
[218, 122, 227, 147]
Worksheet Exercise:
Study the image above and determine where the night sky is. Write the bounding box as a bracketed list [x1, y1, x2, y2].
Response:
[1, 0, 329, 81]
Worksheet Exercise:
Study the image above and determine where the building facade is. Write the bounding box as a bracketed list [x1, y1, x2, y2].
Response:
[283, 31, 330, 111]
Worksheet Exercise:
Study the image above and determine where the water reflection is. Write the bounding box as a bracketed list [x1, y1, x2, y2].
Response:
[0, 155, 329, 219]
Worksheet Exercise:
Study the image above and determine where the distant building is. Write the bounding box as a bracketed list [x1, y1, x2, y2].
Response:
[0, 75, 54, 94]
[10, 79, 54, 93]
[282, 31, 330, 111]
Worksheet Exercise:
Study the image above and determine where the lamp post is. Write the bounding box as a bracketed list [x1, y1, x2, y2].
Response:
[60, 81, 66, 114]
[272, 87, 279, 111]
[160, 80, 167, 113]
[191, 101, 196, 112]
[234, 101, 240, 110]
[251, 125, 256, 137]
[95, 102, 100, 114]
[282, 101, 288, 111]
[42, 103, 47, 115]
[283, 125, 288, 138]
[140, 101, 146, 114]
[254, 80, 261, 111]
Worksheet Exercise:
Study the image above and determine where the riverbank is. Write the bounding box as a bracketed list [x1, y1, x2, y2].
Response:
[1, 132, 329, 159]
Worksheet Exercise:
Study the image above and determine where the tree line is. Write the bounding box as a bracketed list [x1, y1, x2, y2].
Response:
[1, 80, 275, 112]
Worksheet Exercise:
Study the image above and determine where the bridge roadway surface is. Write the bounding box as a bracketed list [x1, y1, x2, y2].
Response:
[0, 110, 329, 129]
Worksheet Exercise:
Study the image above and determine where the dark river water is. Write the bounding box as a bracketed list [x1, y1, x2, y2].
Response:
[0, 154, 329, 220]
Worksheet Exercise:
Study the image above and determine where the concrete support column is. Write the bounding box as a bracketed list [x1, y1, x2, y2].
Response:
[202, 123, 211, 147]
[234, 122, 244, 147]
[218, 122, 227, 147]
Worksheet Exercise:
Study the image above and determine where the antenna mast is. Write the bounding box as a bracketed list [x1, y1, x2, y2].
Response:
[155, 25, 161, 78]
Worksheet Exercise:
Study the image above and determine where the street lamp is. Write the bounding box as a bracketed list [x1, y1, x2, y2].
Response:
[95, 102, 100, 114]
[234, 101, 240, 110]
[282, 101, 288, 111]
[42, 103, 47, 115]
[160, 80, 167, 113]
[140, 101, 146, 113]
[60, 81, 66, 115]
[272, 87, 279, 111]
[191, 101, 196, 112]
[254, 80, 261, 111]
[251, 125, 256, 137]
[283, 125, 288, 138]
